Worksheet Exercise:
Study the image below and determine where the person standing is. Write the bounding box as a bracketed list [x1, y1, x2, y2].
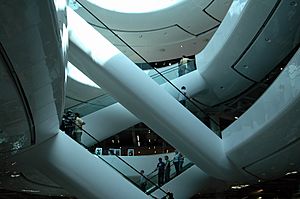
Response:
[166, 192, 174, 199]
[74, 113, 85, 144]
[179, 153, 184, 172]
[173, 151, 180, 176]
[156, 157, 166, 186]
[139, 170, 147, 192]
[164, 155, 171, 182]
[178, 86, 187, 107]
[62, 110, 75, 138]
[178, 55, 190, 76]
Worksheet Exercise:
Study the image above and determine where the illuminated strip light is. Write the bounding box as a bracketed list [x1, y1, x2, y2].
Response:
[285, 171, 298, 175]
[231, 184, 249, 189]
[22, 189, 40, 193]
[10, 174, 20, 178]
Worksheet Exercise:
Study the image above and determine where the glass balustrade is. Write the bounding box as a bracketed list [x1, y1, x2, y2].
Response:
[146, 158, 194, 195]
[65, 61, 196, 116]
[62, 118, 195, 198]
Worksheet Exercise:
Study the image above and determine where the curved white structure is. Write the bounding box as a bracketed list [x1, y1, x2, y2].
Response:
[1, 0, 300, 198]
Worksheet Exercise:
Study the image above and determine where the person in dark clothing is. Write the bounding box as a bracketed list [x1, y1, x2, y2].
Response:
[61, 110, 76, 138]
[179, 153, 184, 172]
[164, 155, 171, 182]
[166, 192, 174, 199]
[156, 157, 166, 186]
[173, 151, 180, 176]
[178, 86, 187, 107]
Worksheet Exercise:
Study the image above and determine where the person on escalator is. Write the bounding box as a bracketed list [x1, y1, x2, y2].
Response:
[179, 153, 184, 172]
[156, 157, 166, 186]
[166, 192, 174, 199]
[173, 151, 180, 176]
[178, 86, 187, 107]
[74, 113, 85, 144]
[164, 155, 171, 182]
[139, 170, 147, 192]
[61, 110, 76, 138]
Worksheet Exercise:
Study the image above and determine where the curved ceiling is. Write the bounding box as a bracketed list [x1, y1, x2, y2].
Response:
[86, 0, 186, 14]
[70, 0, 233, 62]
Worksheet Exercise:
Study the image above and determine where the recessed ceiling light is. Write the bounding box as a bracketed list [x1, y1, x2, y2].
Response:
[265, 38, 271, 43]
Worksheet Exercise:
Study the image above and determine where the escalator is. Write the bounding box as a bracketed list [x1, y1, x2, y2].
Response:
[65, 119, 197, 198]
[65, 61, 196, 117]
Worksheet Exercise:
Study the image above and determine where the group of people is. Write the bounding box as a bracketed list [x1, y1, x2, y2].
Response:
[139, 152, 184, 193]
[156, 152, 184, 187]
[60, 110, 85, 144]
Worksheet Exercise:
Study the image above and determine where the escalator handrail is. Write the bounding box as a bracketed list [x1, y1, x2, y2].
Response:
[147, 160, 195, 184]
[70, 121, 168, 196]
[146, 162, 195, 195]
[65, 64, 181, 112]
[109, 150, 168, 195]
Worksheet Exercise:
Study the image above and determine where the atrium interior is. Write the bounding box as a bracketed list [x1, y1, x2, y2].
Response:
[1, 0, 300, 198]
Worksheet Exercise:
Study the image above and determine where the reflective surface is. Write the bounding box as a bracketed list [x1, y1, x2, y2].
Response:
[0, 50, 31, 159]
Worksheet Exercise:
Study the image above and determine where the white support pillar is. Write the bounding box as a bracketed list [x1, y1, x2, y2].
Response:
[81, 70, 205, 146]
[16, 132, 149, 199]
[67, 8, 246, 181]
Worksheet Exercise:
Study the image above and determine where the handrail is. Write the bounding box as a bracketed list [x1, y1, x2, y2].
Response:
[70, 121, 169, 197]
[146, 162, 195, 195]
[65, 64, 180, 113]
[109, 150, 168, 196]
[147, 159, 174, 179]
[147, 159, 194, 183]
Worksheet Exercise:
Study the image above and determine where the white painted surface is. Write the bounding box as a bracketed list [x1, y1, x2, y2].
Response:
[82, 103, 139, 145]
[16, 132, 149, 199]
[81, 70, 205, 146]
[223, 48, 300, 179]
[195, 0, 279, 105]
[152, 165, 227, 199]
[68, 8, 244, 181]
[76, 0, 232, 62]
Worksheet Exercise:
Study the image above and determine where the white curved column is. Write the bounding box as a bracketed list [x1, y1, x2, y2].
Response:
[68, 8, 245, 181]
[17, 132, 149, 199]
[81, 70, 205, 146]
